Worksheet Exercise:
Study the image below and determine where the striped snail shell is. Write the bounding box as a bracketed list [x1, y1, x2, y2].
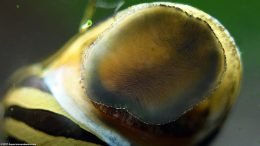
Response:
[2, 2, 241, 146]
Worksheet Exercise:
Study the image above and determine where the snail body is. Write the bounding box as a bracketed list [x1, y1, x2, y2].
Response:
[2, 2, 241, 146]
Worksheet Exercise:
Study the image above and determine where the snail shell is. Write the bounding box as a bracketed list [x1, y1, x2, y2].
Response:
[2, 2, 241, 146]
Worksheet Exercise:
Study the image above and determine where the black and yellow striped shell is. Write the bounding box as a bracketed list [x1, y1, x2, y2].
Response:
[1, 2, 242, 146]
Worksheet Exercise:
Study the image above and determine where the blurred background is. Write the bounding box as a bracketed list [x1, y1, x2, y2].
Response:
[0, 0, 259, 145]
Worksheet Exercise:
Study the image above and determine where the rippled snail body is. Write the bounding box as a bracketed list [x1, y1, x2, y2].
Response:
[2, 2, 241, 146]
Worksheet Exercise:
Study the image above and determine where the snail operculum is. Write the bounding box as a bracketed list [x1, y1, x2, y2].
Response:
[82, 3, 226, 124]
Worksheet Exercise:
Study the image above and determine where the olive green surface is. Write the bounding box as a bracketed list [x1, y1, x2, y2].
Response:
[0, 0, 259, 145]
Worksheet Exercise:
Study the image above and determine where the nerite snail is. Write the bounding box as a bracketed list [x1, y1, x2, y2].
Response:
[2, 2, 242, 146]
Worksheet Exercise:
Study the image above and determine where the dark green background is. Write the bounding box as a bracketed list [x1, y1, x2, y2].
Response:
[0, 0, 259, 145]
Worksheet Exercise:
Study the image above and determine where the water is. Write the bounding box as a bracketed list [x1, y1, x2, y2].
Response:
[79, 0, 125, 32]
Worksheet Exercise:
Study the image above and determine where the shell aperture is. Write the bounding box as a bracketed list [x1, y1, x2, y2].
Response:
[82, 4, 225, 124]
